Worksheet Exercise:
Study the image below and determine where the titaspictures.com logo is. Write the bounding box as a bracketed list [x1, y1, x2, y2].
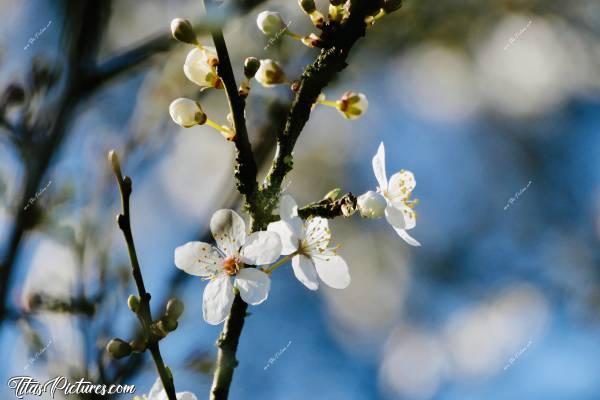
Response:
[7, 376, 135, 398]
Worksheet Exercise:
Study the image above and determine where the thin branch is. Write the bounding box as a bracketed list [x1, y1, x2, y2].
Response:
[205, 0, 259, 219]
[108, 151, 177, 400]
[82, 33, 175, 94]
[262, 0, 381, 215]
[297, 193, 357, 220]
[210, 295, 247, 400]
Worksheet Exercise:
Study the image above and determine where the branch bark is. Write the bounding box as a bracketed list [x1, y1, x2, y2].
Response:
[205, 1, 260, 220]
[297, 193, 357, 220]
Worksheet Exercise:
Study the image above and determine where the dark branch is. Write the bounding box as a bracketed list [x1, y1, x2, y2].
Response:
[297, 193, 357, 220]
[262, 0, 382, 213]
[206, 0, 259, 219]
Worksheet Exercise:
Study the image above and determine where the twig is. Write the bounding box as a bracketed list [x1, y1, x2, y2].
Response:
[210, 295, 248, 400]
[297, 193, 357, 219]
[262, 0, 381, 214]
[205, 0, 259, 220]
[108, 151, 177, 400]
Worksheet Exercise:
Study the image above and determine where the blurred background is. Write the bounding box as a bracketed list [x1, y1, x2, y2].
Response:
[1, 0, 600, 399]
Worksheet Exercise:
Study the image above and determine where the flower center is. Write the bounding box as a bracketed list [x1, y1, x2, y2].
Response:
[222, 256, 241, 276]
[383, 190, 419, 209]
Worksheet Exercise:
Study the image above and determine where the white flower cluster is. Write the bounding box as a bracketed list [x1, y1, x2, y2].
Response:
[175, 142, 419, 324]
[169, 3, 418, 325]
[167, 19, 234, 140]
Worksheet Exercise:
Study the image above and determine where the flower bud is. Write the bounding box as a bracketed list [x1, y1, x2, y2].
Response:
[170, 18, 198, 44]
[337, 91, 368, 119]
[107, 338, 132, 359]
[107, 150, 122, 177]
[166, 298, 185, 320]
[244, 57, 260, 79]
[129, 338, 147, 353]
[328, 4, 344, 22]
[357, 191, 386, 218]
[183, 47, 222, 90]
[169, 98, 207, 128]
[301, 33, 323, 48]
[383, 0, 403, 13]
[309, 11, 325, 28]
[158, 317, 178, 335]
[127, 295, 140, 313]
[256, 11, 287, 35]
[254, 59, 286, 87]
[299, 0, 316, 13]
[299, 0, 324, 28]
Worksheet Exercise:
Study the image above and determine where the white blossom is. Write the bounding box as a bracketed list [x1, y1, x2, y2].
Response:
[169, 98, 206, 128]
[254, 59, 286, 87]
[268, 195, 351, 291]
[183, 47, 222, 90]
[256, 11, 286, 35]
[357, 190, 387, 218]
[134, 378, 197, 400]
[174, 209, 282, 325]
[372, 142, 420, 246]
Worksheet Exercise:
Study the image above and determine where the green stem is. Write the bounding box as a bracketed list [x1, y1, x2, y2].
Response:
[264, 254, 293, 274]
[318, 99, 339, 108]
[284, 30, 303, 41]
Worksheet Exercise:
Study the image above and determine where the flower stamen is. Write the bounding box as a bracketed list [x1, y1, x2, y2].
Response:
[222, 256, 241, 276]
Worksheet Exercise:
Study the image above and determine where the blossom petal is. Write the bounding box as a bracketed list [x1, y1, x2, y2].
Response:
[304, 217, 331, 250]
[388, 200, 417, 230]
[392, 227, 421, 247]
[174, 241, 221, 277]
[203, 274, 234, 325]
[210, 209, 246, 257]
[313, 254, 351, 289]
[384, 204, 407, 230]
[279, 195, 298, 221]
[291, 255, 319, 291]
[148, 378, 165, 399]
[177, 392, 198, 400]
[183, 47, 218, 88]
[267, 220, 300, 255]
[240, 231, 282, 265]
[147, 378, 198, 400]
[388, 170, 416, 198]
[372, 142, 388, 191]
[235, 268, 271, 305]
